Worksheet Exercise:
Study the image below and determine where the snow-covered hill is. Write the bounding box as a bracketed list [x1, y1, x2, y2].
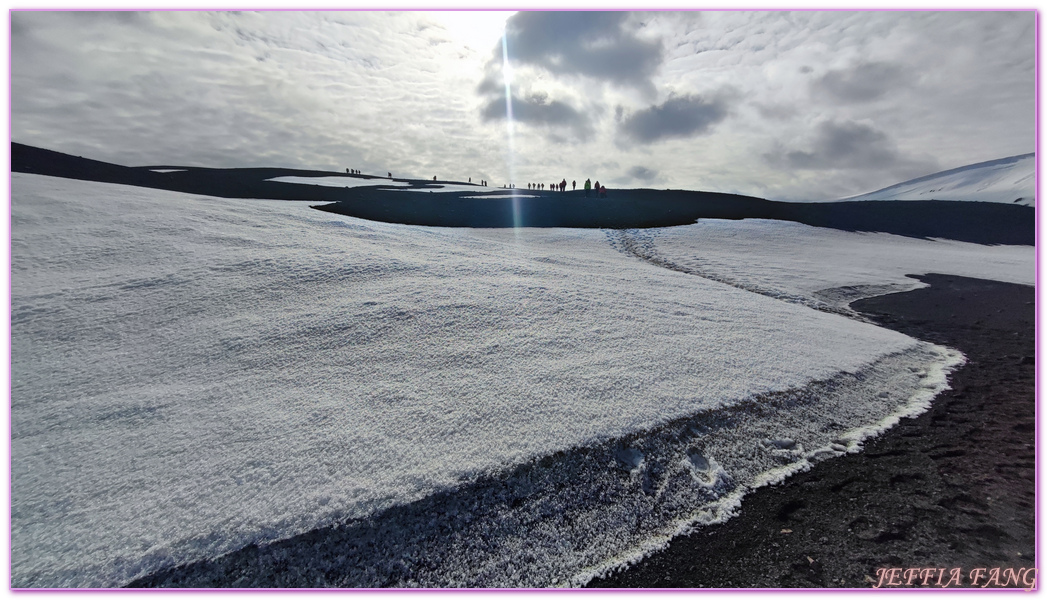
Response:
[842, 154, 1035, 206]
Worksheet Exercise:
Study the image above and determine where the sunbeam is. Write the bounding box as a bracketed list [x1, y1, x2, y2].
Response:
[500, 31, 522, 230]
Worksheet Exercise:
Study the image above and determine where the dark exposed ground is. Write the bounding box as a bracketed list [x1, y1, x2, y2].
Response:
[590, 274, 1036, 589]
[13, 142, 1033, 244]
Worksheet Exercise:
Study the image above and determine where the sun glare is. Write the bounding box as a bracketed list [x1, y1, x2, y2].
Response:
[428, 10, 514, 53]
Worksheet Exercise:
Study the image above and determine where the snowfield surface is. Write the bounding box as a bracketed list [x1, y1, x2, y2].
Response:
[841, 153, 1034, 205]
[396, 183, 495, 193]
[615, 219, 1034, 313]
[10, 174, 1027, 588]
[265, 175, 408, 188]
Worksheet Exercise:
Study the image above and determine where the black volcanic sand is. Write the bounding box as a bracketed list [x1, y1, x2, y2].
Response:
[590, 273, 1035, 589]
[12, 142, 1033, 244]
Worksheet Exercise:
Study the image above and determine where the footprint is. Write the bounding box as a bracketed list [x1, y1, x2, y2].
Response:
[614, 447, 644, 473]
[762, 438, 798, 451]
[684, 450, 721, 487]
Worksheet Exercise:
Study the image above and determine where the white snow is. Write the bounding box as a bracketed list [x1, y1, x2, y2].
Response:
[9, 173, 1032, 588]
[617, 219, 1033, 312]
[149, 169, 187, 173]
[841, 154, 1035, 205]
[265, 175, 408, 188]
[395, 183, 491, 193]
[460, 194, 539, 199]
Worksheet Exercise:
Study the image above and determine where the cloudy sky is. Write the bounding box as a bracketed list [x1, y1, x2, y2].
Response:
[10, 9, 1035, 200]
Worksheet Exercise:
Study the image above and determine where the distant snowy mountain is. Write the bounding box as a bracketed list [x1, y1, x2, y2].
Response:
[842, 154, 1035, 206]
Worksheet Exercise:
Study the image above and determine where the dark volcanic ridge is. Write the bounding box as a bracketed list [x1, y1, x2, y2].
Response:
[12, 142, 1033, 244]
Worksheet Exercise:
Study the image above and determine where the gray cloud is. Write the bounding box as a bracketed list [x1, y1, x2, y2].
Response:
[627, 165, 658, 182]
[494, 11, 663, 94]
[753, 101, 798, 121]
[777, 120, 898, 170]
[618, 93, 730, 144]
[480, 92, 594, 141]
[765, 120, 939, 183]
[10, 11, 1032, 200]
[813, 61, 907, 103]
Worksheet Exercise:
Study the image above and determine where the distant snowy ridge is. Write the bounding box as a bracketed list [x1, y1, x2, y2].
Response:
[841, 154, 1034, 206]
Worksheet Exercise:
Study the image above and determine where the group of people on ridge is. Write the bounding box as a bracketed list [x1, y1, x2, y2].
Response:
[523, 178, 606, 197]
[347, 167, 606, 195]
[528, 179, 570, 192]
[583, 178, 607, 198]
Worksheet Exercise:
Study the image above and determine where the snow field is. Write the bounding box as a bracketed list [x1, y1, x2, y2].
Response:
[10, 173, 1024, 587]
[265, 175, 409, 188]
[615, 219, 1033, 314]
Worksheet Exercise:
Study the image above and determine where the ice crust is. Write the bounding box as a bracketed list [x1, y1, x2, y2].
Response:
[10, 174, 1027, 588]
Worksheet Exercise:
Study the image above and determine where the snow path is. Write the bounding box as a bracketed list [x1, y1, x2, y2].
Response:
[612, 220, 1033, 314]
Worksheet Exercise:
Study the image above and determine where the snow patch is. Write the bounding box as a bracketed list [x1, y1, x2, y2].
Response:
[266, 176, 408, 188]
[395, 183, 492, 193]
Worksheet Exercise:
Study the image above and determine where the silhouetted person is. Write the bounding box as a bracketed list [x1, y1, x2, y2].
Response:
[584, 178, 591, 197]
[594, 181, 600, 195]
[560, 179, 567, 192]
[599, 185, 607, 198]
[434, 176, 437, 181]
[572, 180, 576, 190]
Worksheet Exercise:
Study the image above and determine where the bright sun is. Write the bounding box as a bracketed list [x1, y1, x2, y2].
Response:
[427, 10, 515, 53]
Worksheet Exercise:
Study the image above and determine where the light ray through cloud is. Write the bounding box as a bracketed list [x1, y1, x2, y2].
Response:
[8, 10, 1034, 201]
[500, 30, 523, 229]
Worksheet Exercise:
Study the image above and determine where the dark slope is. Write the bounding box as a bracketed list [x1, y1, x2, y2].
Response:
[11, 142, 408, 202]
[312, 187, 772, 229]
[314, 188, 1034, 244]
[12, 143, 1033, 244]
